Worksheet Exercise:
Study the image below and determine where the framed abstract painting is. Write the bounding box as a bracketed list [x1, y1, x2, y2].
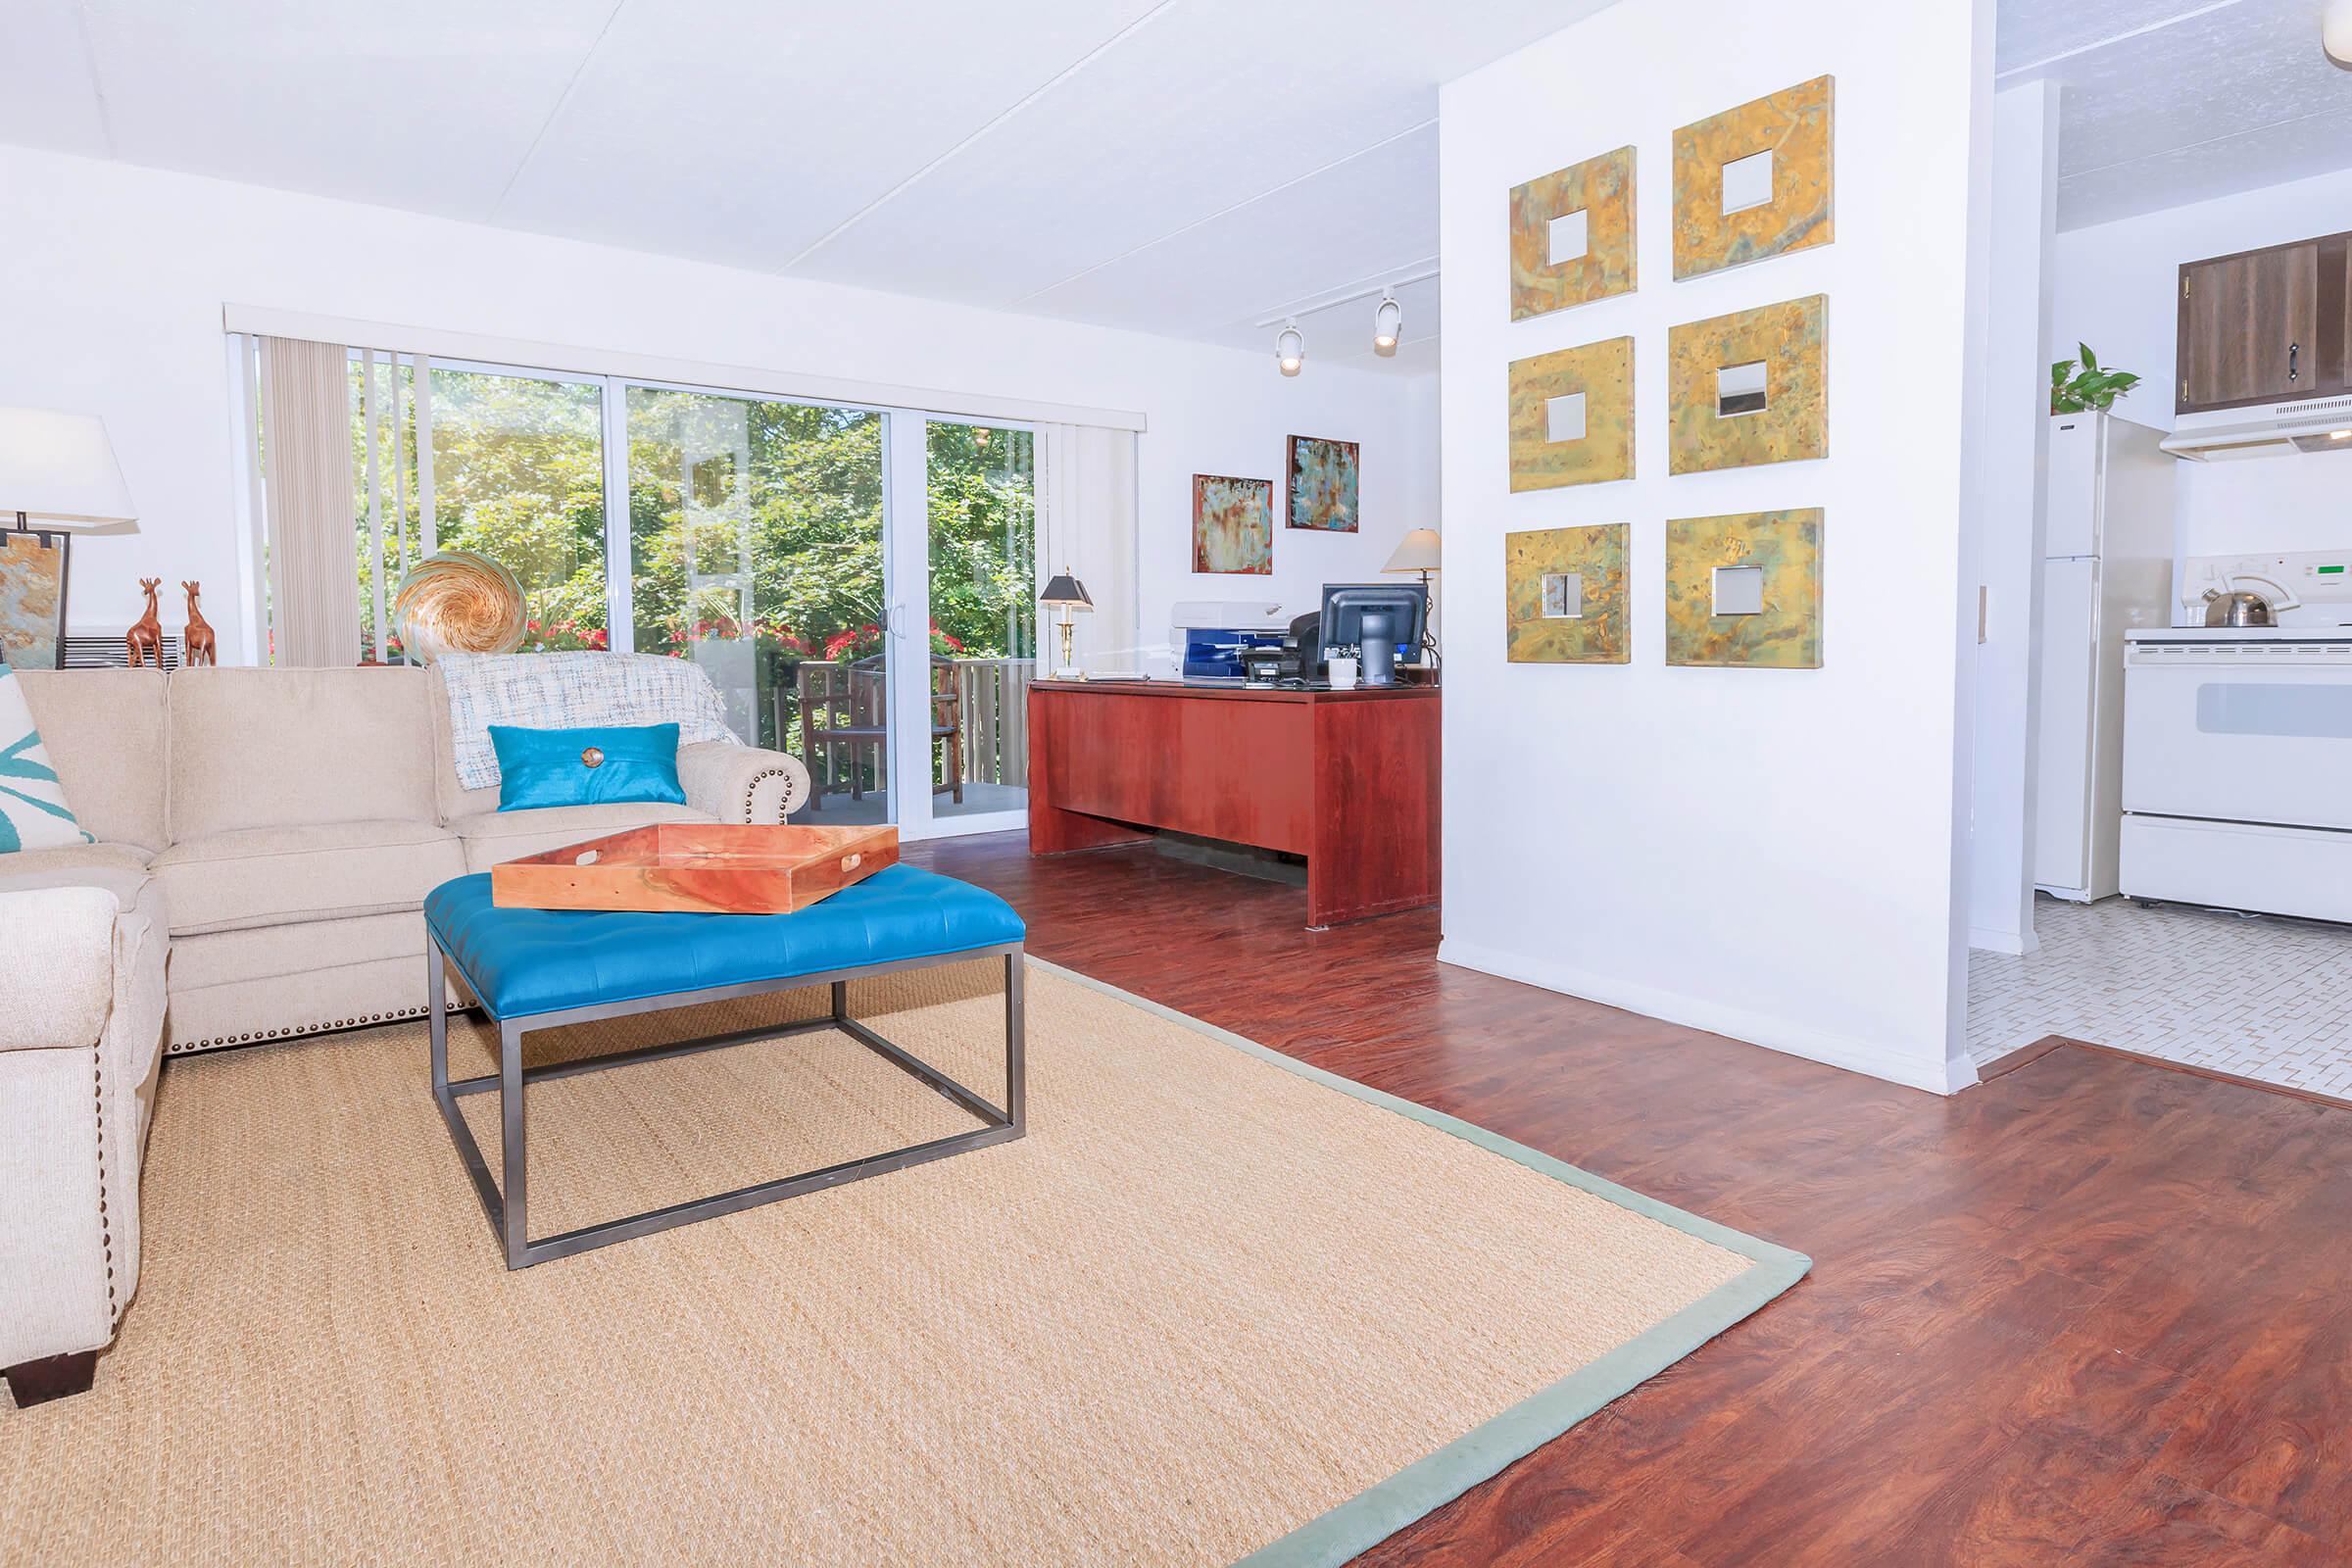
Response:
[1285, 435, 1360, 532]
[1192, 474, 1274, 574]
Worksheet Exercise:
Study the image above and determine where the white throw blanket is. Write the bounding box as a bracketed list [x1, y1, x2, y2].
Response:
[437, 651, 741, 791]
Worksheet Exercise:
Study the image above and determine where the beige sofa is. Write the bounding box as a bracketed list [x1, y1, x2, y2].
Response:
[0, 663, 809, 1402]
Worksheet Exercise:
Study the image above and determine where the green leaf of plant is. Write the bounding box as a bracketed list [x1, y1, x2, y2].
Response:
[2080, 342, 2098, 371]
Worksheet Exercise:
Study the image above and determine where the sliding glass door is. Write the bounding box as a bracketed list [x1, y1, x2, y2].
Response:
[624, 386, 889, 817]
[306, 346, 1035, 839]
[920, 419, 1037, 829]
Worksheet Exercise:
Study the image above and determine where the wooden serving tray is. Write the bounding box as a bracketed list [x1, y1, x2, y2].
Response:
[491, 823, 901, 914]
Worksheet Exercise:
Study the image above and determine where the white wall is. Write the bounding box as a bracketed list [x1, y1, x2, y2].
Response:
[1437, 0, 1988, 1093]
[2052, 165, 2352, 588]
[0, 145, 1434, 658]
[1966, 81, 2060, 956]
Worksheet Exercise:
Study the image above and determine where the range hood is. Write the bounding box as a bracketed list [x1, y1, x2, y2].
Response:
[2160, 394, 2352, 462]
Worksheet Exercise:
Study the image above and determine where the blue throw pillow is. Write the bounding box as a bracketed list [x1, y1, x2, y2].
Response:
[489, 722, 686, 812]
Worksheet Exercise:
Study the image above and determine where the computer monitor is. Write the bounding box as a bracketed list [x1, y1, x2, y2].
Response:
[1318, 582, 1427, 687]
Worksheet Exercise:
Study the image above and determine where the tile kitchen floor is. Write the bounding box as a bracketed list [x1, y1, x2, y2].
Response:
[1969, 894, 2352, 1101]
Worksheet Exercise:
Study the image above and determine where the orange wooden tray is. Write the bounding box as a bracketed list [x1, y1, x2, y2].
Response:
[491, 823, 901, 914]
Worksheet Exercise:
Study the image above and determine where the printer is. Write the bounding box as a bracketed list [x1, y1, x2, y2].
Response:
[1170, 600, 1287, 681]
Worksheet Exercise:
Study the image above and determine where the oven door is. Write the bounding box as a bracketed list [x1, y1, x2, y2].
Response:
[2123, 642, 2352, 831]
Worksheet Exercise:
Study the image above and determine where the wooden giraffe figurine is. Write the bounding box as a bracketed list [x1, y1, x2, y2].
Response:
[180, 580, 217, 667]
[126, 577, 164, 668]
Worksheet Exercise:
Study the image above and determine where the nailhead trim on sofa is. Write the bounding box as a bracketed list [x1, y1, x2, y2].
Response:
[168, 1003, 434, 1057]
[93, 1047, 117, 1326]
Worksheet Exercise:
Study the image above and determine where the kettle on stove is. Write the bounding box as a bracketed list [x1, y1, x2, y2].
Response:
[2202, 587, 2277, 628]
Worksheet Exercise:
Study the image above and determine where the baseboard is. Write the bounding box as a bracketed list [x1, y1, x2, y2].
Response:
[1436, 938, 1962, 1096]
[1967, 924, 2039, 956]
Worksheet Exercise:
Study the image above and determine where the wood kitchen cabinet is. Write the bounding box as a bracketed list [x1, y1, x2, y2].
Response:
[2177, 229, 2351, 414]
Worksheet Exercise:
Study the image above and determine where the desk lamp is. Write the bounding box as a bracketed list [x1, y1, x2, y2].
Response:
[1040, 569, 1093, 681]
[1382, 527, 1441, 673]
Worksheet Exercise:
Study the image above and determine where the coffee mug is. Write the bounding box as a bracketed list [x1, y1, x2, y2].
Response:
[1328, 655, 1359, 690]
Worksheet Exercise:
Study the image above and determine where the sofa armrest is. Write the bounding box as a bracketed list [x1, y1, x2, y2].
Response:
[0, 886, 121, 1053]
[677, 742, 810, 825]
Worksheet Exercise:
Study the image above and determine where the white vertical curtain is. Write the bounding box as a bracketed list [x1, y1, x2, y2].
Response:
[1035, 422, 1139, 673]
[257, 336, 361, 666]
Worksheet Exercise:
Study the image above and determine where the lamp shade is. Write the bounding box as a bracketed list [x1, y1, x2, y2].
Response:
[1041, 572, 1094, 611]
[1382, 527, 1442, 574]
[0, 407, 137, 526]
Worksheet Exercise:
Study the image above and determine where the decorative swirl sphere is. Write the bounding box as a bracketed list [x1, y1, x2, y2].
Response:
[392, 550, 528, 665]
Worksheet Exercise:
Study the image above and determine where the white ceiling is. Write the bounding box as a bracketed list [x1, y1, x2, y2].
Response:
[1996, 0, 2352, 229]
[0, 0, 1608, 374]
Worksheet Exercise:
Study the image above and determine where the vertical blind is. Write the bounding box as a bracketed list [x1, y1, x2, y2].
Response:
[1035, 422, 1140, 673]
[255, 336, 363, 667]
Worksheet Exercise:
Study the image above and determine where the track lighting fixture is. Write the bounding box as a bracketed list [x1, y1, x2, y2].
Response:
[1372, 292, 1401, 356]
[1275, 319, 1305, 377]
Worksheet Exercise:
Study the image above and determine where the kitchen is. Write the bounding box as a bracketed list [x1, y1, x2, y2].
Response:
[1966, 6, 2352, 1100]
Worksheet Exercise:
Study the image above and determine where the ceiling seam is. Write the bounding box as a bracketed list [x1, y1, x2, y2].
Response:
[487, 0, 631, 221]
[71, 0, 116, 158]
[2059, 101, 2352, 182]
[1003, 117, 1439, 312]
[1994, 0, 2250, 79]
[776, 0, 1187, 272]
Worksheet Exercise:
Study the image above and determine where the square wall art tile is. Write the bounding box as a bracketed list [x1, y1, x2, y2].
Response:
[1192, 474, 1274, 574]
[1664, 508, 1823, 668]
[1508, 336, 1635, 492]
[1509, 146, 1637, 320]
[1667, 294, 1827, 474]
[1286, 435, 1360, 532]
[1504, 523, 1630, 663]
[1672, 74, 1834, 280]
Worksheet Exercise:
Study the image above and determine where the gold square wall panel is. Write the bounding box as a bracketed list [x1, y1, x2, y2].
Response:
[1673, 75, 1834, 280]
[1508, 336, 1634, 491]
[1664, 509, 1823, 669]
[1667, 294, 1827, 474]
[1509, 146, 1637, 320]
[1504, 523, 1630, 664]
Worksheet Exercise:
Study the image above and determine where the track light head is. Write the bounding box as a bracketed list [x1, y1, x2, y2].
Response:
[1372, 293, 1401, 356]
[1275, 318, 1305, 377]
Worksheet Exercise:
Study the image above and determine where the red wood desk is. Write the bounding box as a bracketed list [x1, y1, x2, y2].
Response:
[1026, 680, 1440, 928]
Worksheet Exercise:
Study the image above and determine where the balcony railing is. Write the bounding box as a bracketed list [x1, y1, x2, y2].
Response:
[760, 655, 1035, 801]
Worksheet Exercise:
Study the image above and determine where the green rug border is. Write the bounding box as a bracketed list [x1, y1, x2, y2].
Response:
[1027, 957, 1811, 1568]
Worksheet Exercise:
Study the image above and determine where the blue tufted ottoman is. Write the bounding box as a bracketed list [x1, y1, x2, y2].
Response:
[422, 862, 1025, 1268]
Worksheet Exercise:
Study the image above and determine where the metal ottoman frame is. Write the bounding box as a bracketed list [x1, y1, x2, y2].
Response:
[427, 936, 1025, 1269]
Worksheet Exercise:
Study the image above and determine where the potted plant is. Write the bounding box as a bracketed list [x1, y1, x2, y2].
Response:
[2050, 344, 2141, 415]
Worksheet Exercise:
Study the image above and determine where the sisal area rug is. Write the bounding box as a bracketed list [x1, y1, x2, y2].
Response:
[3, 958, 1805, 1567]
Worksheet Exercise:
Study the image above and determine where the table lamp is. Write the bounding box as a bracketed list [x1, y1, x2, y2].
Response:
[1382, 527, 1442, 674]
[1382, 526, 1441, 589]
[1041, 569, 1093, 681]
[0, 407, 138, 669]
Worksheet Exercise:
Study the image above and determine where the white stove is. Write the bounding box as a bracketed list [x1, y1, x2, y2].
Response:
[2121, 612, 2352, 923]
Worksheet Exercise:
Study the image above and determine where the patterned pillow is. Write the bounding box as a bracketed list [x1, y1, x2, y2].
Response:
[436, 651, 740, 792]
[0, 663, 93, 854]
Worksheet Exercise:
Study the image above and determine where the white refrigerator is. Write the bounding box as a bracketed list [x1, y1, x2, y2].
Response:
[2031, 412, 2176, 902]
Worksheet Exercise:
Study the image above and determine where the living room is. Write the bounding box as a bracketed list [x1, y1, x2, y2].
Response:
[4, 2, 2348, 1564]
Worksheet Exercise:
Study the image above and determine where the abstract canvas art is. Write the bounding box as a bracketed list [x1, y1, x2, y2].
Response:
[0, 530, 69, 671]
[1668, 294, 1828, 474]
[1664, 509, 1823, 668]
[1504, 523, 1629, 663]
[1673, 74, 1834, 280]
[1192, 474, 1274, 574]
[1508, 336, 1635, 491]
[1509, 146, 1637, 320]
[1286, 435, 1360, 532]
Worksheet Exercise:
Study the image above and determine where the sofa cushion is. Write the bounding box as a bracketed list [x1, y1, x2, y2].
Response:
[169, 666, 437, 839]
[448, 801, 711, 872]
[152, 818, 466, 936]
[0, 839, 152, 881]
[11, 668, 168, 851]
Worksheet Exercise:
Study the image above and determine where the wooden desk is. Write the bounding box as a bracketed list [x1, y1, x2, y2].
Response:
[1027, 680, 1440, 928]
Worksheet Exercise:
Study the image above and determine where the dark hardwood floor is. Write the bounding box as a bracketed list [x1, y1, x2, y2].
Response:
[909, 831, 2352, 1567]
